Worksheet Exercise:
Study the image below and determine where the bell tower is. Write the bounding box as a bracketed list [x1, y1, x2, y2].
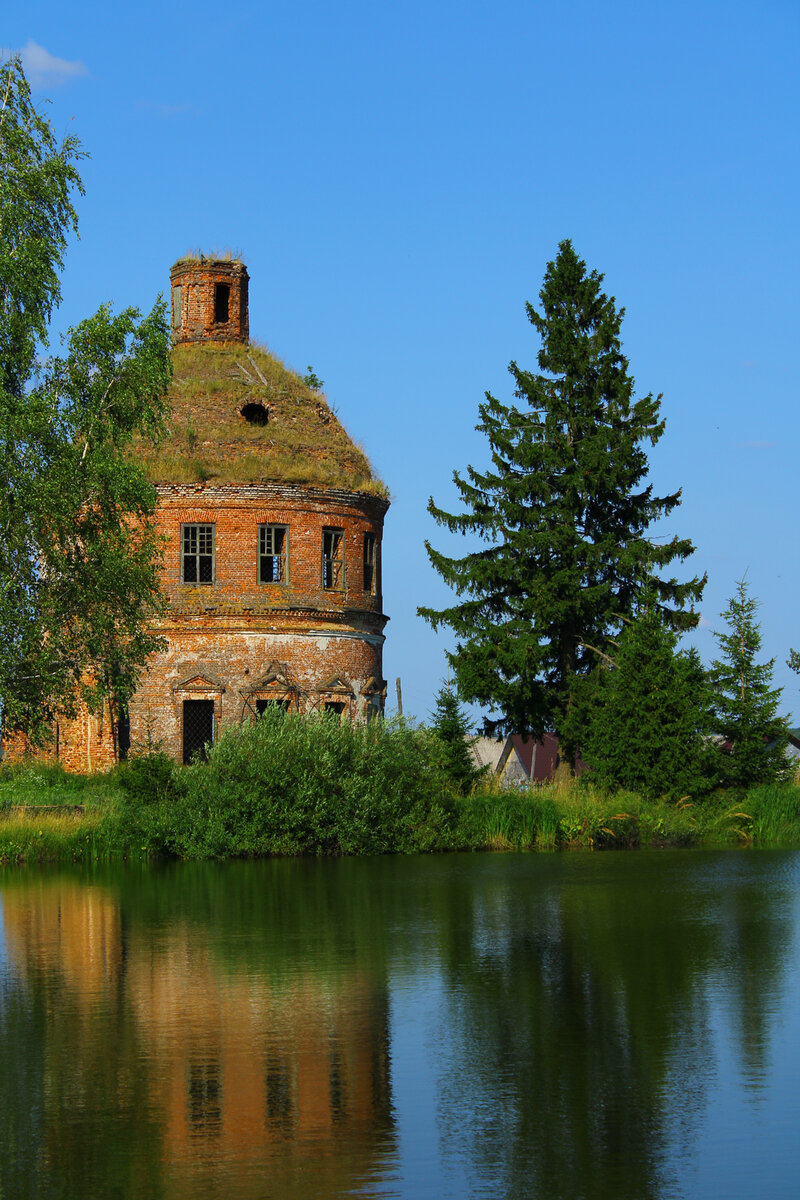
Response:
[169, 257, 249, 345]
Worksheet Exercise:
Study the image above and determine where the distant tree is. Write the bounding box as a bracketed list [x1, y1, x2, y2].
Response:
[574, 605, 716, 799]
[418, 240, 704, 744]
[0, 58, 171, 744]
[710, 580, 788, 787]
[428, 680, 482, 793]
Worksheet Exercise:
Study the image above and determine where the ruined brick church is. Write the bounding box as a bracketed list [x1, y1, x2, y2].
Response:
[37, 257, 389, 770]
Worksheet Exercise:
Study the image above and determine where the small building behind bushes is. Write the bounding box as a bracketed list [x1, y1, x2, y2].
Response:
[470, 737, 530, 784]
[470, 732, 587, 784]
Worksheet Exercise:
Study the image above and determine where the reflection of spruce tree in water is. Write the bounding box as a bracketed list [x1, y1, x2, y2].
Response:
[428, 856, 793, 1200]
[702, 854, 795, 1088]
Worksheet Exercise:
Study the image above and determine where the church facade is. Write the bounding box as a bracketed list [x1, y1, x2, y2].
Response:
[19, 256, 389, 770]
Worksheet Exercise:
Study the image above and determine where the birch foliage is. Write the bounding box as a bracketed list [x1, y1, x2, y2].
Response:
[0, 58, 171, 742]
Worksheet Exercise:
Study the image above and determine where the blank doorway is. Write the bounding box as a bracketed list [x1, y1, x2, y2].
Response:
[183, 699, 214, 763]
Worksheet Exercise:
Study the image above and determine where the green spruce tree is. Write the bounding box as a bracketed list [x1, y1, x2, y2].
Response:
[428, 680, 481, 793]
[710, 580, 788, 787]
[419, 240, 704, 741]
[576, 606, 716, 799]
[0, 58, 171, 743]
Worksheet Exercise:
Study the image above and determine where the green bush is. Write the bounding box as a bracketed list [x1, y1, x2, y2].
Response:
[115, 752, 182, 804]
[115, 711, 455, 859]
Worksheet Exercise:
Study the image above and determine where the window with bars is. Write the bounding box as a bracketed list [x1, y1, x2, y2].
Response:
[256, 697, 290, 715]
[182, 524, 215, 583]
[322, 528, 345, 590]
[258, 525, 287, 583]
[182, 699, 214, 763]
[363, 532, 376, 594]
[188, 1060, 222, 1134]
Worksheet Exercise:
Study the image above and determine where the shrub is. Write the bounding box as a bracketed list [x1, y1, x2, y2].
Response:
[116, 752, 182, 803]
[115, 710, 455, 859]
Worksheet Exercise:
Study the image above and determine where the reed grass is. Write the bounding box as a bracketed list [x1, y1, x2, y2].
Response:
[454, 780, 783, 851]
[0, 810, 121, 865]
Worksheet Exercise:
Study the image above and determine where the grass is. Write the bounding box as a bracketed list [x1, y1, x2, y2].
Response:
[741, 783, 800, 846]
[0, 761, 124, 809]
[455, 781, 758, 850]
[3, 729, 800, 865]
[135, 341, 388, 496]
[0, 810, 120, 865]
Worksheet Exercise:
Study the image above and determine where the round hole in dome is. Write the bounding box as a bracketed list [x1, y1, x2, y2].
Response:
[241, 402, 269, 426]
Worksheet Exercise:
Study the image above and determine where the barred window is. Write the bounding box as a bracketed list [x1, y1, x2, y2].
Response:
[259, 525, 287, 583]
[322, 528, 344, 590]
[182, 524, 214, 583]
[363, 533, 376, 594]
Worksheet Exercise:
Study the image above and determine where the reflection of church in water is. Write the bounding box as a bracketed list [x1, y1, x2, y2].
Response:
[1, 881, 394, 1195]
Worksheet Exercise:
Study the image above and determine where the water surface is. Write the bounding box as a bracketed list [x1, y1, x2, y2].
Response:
[1, 851, 799, 1198]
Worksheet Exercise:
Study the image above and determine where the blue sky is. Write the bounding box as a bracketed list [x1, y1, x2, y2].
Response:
[6, 0, 800, 723]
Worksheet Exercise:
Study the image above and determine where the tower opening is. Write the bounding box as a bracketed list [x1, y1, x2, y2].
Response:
[169, 258, 249, 344]
[214, 283, 230, 324]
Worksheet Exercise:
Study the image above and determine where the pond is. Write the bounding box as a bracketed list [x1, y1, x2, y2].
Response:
[1, 850, 800, 1199]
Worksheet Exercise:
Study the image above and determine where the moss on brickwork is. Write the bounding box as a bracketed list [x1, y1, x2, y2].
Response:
[139, 342, 386, 496]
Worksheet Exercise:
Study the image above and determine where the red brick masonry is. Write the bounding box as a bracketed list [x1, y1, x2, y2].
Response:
[132, 482, 389, 762]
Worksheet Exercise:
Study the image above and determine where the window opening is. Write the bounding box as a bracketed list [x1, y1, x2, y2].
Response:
[265, 1055, 292, 1125]
[256, 698, 290, 715]
[322, 528, 344, 590]
[363, 532, 376, 593]
[259, 525, 287, 583]
[117, 704, 130, 762]
[182, 524, 214, 584]
[241, 402, 268, 426]
[325, 701, 347, 716]
[188, 1060, 222, 1135]
[329, 1051, 346, 1123]
[171, 285, 182, 329]
[183, 699, 214, 763]
[214, 283, 230, 324]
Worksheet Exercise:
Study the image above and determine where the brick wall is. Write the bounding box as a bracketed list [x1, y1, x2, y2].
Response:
[156, 483, 387, 619]
[132, 481, 389, 761]
[2, 481, 390, 770]
[170, 259, 249, 345]
[3, 698, 118, 774]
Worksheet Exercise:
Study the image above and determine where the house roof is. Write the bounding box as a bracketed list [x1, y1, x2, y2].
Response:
[137, 341, 386, 496]
[470, 736, 529, 782]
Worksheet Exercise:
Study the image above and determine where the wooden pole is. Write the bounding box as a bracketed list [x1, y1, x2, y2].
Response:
[395, 677, 403, 717]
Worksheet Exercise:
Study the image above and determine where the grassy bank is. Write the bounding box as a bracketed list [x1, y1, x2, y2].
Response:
[455, 782, 800, 850]
[2, 714, 800, 864]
